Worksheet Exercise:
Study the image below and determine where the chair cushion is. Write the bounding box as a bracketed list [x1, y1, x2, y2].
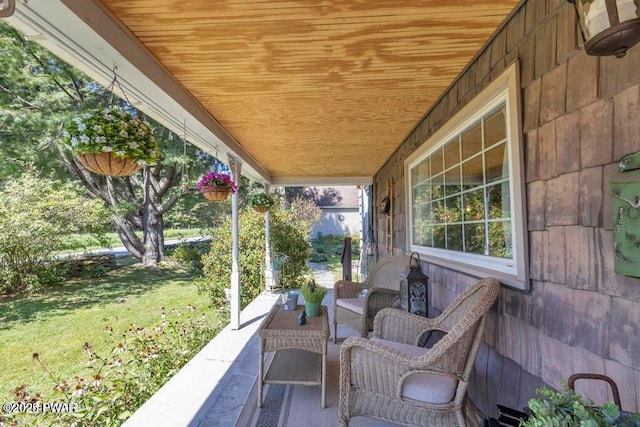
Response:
[336, 297, 364, 315]
[369, 338, 458, 404]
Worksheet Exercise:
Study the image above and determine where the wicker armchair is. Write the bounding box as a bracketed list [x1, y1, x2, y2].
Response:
[339, 278, 500, 427]
[333, 256, 409, 343]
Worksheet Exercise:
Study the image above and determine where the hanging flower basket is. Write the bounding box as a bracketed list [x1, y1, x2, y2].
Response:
[203, 187, 232, 202]
[197, 171, 237, 202]
[61, 107, 159, 177]
[248, 192, 275, 213]
[75, 151, 142, 177]
[253, 205, 270, 213]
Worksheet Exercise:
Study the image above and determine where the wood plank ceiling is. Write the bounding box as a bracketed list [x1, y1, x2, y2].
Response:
[98, 0, 519, 182]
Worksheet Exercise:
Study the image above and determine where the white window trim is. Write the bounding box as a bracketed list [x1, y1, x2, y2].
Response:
[404, 62, 529, 290]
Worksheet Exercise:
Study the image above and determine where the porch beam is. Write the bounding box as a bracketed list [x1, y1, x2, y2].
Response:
[272, 176, 372, 186]
[264, 184, 275, 292]
[229, 154, 242, 330]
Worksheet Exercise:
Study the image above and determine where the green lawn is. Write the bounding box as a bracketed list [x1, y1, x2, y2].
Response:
[0, 263, 213, 402]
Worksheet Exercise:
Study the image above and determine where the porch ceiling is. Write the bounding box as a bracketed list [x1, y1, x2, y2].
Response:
[11, 0, 520, 185]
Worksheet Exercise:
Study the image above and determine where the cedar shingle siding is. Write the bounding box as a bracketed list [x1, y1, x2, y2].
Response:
[375, 0, 640, 415]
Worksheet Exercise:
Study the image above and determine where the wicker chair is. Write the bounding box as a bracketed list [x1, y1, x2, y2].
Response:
[338, 277, 500, 427]
[333, 256, 409, 343]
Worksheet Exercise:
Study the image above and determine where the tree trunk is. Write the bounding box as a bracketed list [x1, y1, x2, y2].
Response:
[58, 147, 184, 267]
[141, 168, 165, 266]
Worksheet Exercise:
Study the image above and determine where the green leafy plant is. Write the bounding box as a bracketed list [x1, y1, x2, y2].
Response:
[247, 192, 275, 208]
[195, 198, 321, 311]
[0, 170, 109, 294]
[61, 107, 159, 165]
[3, 306, 221, 427]
[300, 279, 327, 303]
[168, 241, 210, 269]
[310, 252, 328, 262]
[521, 385, 640, 427]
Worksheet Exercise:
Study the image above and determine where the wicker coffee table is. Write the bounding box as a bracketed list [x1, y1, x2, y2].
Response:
[258, 304, 329, 408]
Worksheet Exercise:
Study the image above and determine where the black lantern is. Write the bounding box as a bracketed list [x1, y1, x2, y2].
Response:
[399, 252, 429, 317]
[567, 0, 640, 58]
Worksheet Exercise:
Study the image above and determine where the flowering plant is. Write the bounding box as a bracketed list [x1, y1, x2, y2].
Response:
[248, 192, 275, 207]
[61, 107, 159, 165]
[196, 171, 238, 193]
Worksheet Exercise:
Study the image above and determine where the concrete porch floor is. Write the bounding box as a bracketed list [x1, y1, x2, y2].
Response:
[123, 264, 402, 426]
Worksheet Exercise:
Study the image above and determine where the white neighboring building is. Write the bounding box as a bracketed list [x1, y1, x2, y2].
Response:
[308, 186, 362, 239]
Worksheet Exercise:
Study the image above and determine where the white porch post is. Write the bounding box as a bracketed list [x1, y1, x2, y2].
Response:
[263, 184, 275, 292]
[228, 154, 242, 330]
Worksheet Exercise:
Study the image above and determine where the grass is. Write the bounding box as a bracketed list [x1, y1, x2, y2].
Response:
[311, 236, 361, 282]
[59, 227, 208, 253]
[0, 262, 213, 402]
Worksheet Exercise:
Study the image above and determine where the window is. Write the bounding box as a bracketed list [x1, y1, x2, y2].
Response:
[405, 63, 528, 289]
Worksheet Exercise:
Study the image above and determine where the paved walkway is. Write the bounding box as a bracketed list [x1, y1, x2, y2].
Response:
[308, 262, 336, 289]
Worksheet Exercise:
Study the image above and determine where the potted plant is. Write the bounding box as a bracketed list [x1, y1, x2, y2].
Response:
[196, 171, 238, 202]
[521, 385, 640, 427]
[248, 192, 275, 213]
[61, 107, 159, 176]
[300, 279, 327, 317]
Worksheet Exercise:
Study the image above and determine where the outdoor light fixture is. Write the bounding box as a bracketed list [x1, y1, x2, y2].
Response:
[567, 0, 640, 58]
[399, 253, 429, 317]
[0, 0, 15, 17]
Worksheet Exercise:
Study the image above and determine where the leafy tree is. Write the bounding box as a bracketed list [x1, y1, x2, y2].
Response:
[0, 24, 81, 180]
[0, 22, 225, 266]
[0, 170, 109, 293]
[284, 186, 342, 206]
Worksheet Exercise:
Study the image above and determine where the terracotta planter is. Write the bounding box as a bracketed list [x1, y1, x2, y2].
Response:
[253, 205, 270, 213]
[202, 187, 231, 201]
[76, 152, 142, 177]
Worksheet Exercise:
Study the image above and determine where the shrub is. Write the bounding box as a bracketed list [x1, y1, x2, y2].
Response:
[271, 197, 320, 288]
[3, 305, 221, 427]
[310, 252, 328, 262]
[168, 242, 210, 269]
[314, 234, 345, 245]
[0, 170, 109, 294]
[195, 212, 266, 312]
[196, 197, 321, 310]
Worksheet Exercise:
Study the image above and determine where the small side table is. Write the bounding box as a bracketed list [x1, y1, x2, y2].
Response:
[258, 304, 329, 408]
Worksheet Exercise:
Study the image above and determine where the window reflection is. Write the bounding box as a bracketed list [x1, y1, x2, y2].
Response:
[463, 189, 485, 221]
[447, 224, 463, 251]
[484, 108, 506, 146]
[445, 138, 460, 169]
[461, 123, 482, 161]
[464, 223, 485, 254]
[431, 149, 443, 176]
[488, 220, 512, 258]
[462, 155, 483, 191]
[445, 166, 461, 196]
[485, 143, 508, 183]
